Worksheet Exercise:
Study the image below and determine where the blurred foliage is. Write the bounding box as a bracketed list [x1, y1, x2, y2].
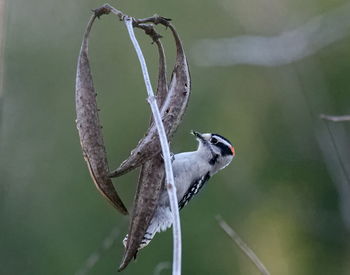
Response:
[1, 0, 350, 274]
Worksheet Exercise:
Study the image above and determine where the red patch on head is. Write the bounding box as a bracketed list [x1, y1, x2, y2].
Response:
[230, 146, 235, 156]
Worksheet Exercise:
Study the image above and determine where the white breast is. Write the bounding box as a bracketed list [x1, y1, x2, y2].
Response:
[172, 151, 211, 201]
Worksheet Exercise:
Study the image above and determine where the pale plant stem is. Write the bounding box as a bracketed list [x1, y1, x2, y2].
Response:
[124, 17, 182, 275]
[153, 262, 171, 275]
[75, 227, 120, 275]
[0, 0, 7, 124]
[320, 114, 350, 122]
[216, 215, 270, 275]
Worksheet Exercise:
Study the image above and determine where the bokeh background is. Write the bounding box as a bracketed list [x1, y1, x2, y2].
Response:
[1, 0, 350, 274]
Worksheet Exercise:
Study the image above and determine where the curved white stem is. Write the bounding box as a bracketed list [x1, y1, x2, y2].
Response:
[124, 17, 182, 275]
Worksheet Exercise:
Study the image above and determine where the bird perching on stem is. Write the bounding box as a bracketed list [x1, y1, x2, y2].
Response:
[123, 131, 235, 251]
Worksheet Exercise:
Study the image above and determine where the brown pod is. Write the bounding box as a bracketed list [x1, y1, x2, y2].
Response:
[119, 38, 169, 271]
[119, 155, 165, 271]
[110, 22, 191, 178]
[75, 15, 128, 215]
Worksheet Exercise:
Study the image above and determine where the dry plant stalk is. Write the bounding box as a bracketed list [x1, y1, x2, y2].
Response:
[120, 18, 191, 270]
[75, 227, 121, 275]
[120, 36, 168, 269]
[123, 17, 182, 274]
[216, 215, 270, 275]
[0, 0, 7, 118]
[75, 13, 128, 215]
[75, 4, 191, 274]
[109, 18, 191, 178]
[90, 5, 190, 272]
[320, 114, 350, 122]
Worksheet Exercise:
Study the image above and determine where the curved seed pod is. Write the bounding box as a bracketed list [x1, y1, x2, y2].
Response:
[75, 14, 128, 215]
[119, 38, 168, 271]
[154, 39, 169, 114]
[110, 22, 191, 178]
[119, 155, 165, 271]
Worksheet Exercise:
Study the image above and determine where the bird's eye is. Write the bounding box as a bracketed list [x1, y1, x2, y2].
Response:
[210, 137, 218, 144]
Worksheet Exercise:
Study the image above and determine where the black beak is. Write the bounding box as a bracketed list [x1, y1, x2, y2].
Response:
[191, 130, 204, 141]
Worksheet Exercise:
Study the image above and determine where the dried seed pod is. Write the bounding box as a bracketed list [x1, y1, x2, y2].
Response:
[154, 39, 169, 113]
[119, 38, 168, 271]
[110, 22, 191, 178]
[119, 155, 165, 271]
[75, 15, 128, 215]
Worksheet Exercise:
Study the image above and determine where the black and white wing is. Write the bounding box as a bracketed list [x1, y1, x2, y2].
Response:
[178, 172, 211, 210]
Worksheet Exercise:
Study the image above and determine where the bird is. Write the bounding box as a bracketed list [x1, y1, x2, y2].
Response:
[123, 130, 235, 250]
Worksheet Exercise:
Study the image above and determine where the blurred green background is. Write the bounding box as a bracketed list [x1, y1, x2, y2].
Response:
[1, 0, 350, 274]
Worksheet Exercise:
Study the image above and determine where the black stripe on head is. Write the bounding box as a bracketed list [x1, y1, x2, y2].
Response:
[215, 142, 233, 156]
[212, 134, 232, 146]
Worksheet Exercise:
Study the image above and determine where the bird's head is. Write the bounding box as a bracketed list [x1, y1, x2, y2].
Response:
[191, 130, 235, 171]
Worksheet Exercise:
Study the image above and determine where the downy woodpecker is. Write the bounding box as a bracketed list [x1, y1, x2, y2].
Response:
[123, 131, 235, 249]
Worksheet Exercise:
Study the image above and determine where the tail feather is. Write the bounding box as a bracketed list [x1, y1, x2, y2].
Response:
[123, 207, 174, 250]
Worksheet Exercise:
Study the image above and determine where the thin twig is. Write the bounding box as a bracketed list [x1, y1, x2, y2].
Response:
[153, 262, 171, 275]
[125, 18, 182, 275]
[323, 121, 350, 187]
[75, 227, 120, 275]
[215, 215, 270, 275]
[320, 114, 350, 122]
[0, 0, 7, 126]
[192, 1, 350, 67]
